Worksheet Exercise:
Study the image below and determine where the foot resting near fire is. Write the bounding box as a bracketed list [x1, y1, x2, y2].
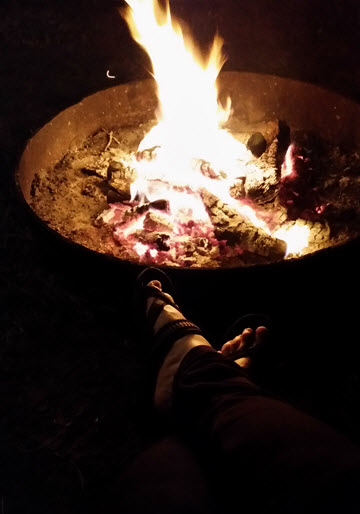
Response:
[146, 279, 268, 369]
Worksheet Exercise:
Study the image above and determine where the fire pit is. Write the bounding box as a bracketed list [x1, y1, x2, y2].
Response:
[16, 1, 360, 269]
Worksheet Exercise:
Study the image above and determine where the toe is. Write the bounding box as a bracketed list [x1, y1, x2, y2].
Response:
[221, 330, 250, 358]
[147, 279, 175, 304]
[146, 280, 162, 314]
[222, 327, 265, 365]
[221, 341, 235, 357]
[145, 280, 185, 334]
[241, 328, 254, 347]
[224, 325, 270, 371]
[148, 279, 162, 290]
[146, 280, 175, 315]
[254, 326, 268, 347]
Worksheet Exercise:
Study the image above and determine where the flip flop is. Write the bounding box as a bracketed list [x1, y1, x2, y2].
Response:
[135, 267, 179, 332]
[134, 267, 203, 371]
[221, 313, 272, 360]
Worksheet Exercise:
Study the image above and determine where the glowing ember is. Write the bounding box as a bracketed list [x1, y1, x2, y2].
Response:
[118, 0, 310, 260]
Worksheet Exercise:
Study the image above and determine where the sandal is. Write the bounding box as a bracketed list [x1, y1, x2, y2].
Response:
[221, 313, 272, 361]
[135, 267, 203, 371]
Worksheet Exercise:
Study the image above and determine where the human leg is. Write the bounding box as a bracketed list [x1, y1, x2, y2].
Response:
[143, 273, 360, 513]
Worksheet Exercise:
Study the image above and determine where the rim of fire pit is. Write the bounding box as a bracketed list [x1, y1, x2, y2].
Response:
[16, 71, 360, 271]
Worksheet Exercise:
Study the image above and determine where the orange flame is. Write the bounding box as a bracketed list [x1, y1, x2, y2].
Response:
[122, 0, 230, 128]
[120, 1, 310, 258]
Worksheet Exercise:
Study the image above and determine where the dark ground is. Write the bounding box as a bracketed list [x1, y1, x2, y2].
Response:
[1, 1, 360, 512]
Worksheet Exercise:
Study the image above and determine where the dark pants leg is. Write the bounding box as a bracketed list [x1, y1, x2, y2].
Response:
[172, 346, 360, 514]
[116, 435, 218, 514]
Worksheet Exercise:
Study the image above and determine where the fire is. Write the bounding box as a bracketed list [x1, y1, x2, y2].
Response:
[123, 0, 230, 135]
[273, 224, 311, 256]
[122, 0, 251, 187]
[120, 0, 310, 261]
[281, 144, 296, 179]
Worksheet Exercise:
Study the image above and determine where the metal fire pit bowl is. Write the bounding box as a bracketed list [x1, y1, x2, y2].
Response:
[16, 71, 360, 272]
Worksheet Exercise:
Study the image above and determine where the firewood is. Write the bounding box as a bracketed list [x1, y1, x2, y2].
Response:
[95, 204, 144, 228]
[107, 160, 136, 181]
[107, 200, 170, 229]
[108, 178, 131, 201]
[135, 199, 169, 213]
[81, 166, 107, 179]
[230, 137, 280, 204]
[286, 219, 330, 245]
[134, 230, 171, 251]
[94, 208, 116, 227]
[107, 189, 128, 203]
[229, 178, 245, 199]
[200, 189, 286, 260]
[149, 199, 170, 212]
[143, 212, 173, 233]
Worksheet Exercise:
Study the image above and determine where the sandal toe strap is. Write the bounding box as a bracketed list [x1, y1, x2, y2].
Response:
[146, 289, 180, 330]
[151, 319, 203, 369]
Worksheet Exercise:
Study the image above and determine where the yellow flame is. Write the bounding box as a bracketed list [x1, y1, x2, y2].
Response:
[273, 223, 310, 256]
[121, 1, 310, 258]
[122, 0, 253, 205]
[281, 144, 295, 179]
[123, 0, 229, 128]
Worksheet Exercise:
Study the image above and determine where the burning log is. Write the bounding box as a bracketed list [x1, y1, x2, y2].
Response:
[143, 211, 173, 233]
[106, 159, 136, 201]
[108, 178, 131, 201]
[106, 160, 136, 181]
[148, 199, 170, 211]
[93, 208, 118, 227]
[229, 178, 245, 198]
[107, 189, 129, 203]
[122, 200, 169, 217]
[117, 200, 170, 225]
[200, 189, 286, 260]
[244, 137, 280, 203]
[81, 166, 108, 179]
[94, 199, 169, 228]
[230, 137, 280, 204]
[299, 219, 330, 245]
[134, 230, 171, 251]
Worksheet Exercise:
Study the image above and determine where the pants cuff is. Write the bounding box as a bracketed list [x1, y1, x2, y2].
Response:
[154, 334, 213, 412]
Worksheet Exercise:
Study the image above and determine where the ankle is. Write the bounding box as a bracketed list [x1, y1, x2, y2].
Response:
[152, 303, 186, 334]
[154, 333, 212, 411]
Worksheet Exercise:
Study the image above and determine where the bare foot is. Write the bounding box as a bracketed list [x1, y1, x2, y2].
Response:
[220, 326, 268, 369]
[147, 279, 269, 372]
